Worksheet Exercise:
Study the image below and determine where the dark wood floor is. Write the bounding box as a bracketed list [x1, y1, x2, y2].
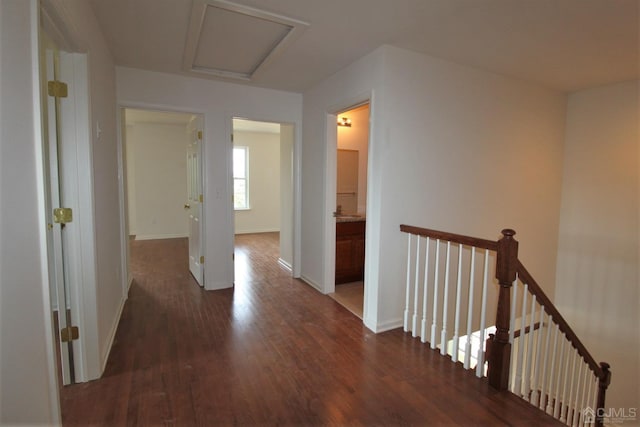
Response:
[61, 233, 560, 426]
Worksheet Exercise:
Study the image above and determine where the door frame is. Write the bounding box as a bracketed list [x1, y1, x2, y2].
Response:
[116, 104, 207, 293]
[228, 115, 301, 279]
[323, 92, 377, 330]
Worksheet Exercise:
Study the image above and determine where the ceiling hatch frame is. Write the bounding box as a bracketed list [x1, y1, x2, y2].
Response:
[183, 0, 309, 81]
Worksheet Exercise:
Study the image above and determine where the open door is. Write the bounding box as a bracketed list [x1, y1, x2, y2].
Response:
[41, 33, 77, 385]
[186, 116, 204, 286]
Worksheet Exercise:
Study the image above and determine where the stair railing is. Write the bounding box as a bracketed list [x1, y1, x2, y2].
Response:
[400, 225, 611, 427]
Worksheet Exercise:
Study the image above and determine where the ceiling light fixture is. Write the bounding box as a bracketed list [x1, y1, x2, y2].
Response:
[337, 117, 352, 127]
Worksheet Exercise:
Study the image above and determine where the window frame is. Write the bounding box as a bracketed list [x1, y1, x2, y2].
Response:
[233, 145, 250, 210]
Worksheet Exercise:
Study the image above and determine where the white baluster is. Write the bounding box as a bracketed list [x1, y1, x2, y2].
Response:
[567, 351, 580, 425]
[475, 249, 489, 378]
[589, 376, 598, 426]
[514, 284, 528, 396]
[546, 325, 560, 415]
[420, 237, 430, 343]
[581, 371, 595, 427]
[560, 347, 575, 423]
[412, 236, 421, 337]
[451, 244, 463, 363]
[404, 233, 412, 332]
[539, 311, 552, 410]
[508, 277, 518, 387]
[440, 241, 451, 356]
[573, 363, 586, 427]
[530, 306, 545, 407]
[464, 247, 476, 370]
[553, 336, 567, 419]
[509, 278, 518, 345]
[573, 360, 591, 427]
[523, 294, 537, 400]
[430, 240, 440, 349]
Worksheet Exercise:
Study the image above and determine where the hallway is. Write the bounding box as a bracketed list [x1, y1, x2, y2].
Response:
[60, 235, 560, 426]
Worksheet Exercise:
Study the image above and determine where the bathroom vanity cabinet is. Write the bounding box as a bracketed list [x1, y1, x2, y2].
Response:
[335, 219, 365, 284]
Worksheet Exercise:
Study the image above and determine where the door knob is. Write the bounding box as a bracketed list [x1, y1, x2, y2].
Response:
[184, 204, 191, 209]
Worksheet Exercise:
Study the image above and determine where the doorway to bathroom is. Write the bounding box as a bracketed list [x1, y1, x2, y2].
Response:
[329, 103, 370, 319]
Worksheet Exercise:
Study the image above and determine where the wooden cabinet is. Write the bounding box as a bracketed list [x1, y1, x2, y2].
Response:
[335, 220, 365, 284]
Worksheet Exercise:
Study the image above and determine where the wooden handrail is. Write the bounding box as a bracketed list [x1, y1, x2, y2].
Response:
[399, 224, 498, 251]
[516, 260, 605, 380]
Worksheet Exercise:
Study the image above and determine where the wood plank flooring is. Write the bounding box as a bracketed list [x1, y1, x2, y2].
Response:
[60, 233, 561, 426]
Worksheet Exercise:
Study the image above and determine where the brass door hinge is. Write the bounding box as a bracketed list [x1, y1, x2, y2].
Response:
[197, 130, 202, 140]
[231, 133, 234, 143]
[199, 194, 203, 203]
[200, 255, 204, 264]
[53, 207, 73, 224]
[60, 326, 79, 342]
[48, 80, 68, 98]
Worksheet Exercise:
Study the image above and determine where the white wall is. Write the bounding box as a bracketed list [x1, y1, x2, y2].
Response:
[337, 104, 369, 214]
[554, 80, 639, 413]
[0, 1, 58, 423]
[300, 47, 385, 323]
[126, 122, 189, 239]
[303, 45, 567, 332]
[116, 67, 302, 289]
[233, 130, 281, 234]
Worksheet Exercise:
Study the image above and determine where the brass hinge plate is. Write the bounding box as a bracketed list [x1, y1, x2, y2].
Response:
[199, 194, 203, 203]
[200, 255, 204, 264]
[60, 326, 79, 342]
[197, 130, 202, 140]
[53, 207, 73, 224]
[48, 80, 68, 98]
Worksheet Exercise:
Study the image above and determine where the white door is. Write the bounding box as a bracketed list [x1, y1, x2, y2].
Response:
[186, 116, 204, 286]
[42, 39, 76, 385]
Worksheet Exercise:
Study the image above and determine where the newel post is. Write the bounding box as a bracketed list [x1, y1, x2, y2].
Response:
[487, 229, 518, 390]
[595, 362, 611, 427]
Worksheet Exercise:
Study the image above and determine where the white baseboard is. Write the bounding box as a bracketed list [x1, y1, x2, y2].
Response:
[300, 275, 323, 293]
[100, 292, 127, 376]
[204, 281, 234, 291]
[374, 318, 403, 333]
[134, 233, 188, 241]
[278, 258, 292, 272]
[234, 228, 280, 235]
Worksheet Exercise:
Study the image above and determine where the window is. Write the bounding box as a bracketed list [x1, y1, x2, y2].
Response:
[233, 146, 249, 209]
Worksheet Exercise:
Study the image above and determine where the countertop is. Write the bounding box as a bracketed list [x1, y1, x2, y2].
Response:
[336, 215, 366, 223]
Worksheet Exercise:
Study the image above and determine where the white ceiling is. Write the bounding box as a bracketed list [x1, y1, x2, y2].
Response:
[89, 0, 639, 93]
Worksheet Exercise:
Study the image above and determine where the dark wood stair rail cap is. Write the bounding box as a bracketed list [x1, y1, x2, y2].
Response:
[516, 261, 607, 380]
[399, 224, 498, 251]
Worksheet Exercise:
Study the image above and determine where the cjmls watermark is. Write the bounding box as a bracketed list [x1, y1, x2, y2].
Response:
[583, 406, 638, 424]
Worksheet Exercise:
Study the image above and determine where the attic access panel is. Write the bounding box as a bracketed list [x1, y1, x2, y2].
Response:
[184, 0, 309, 81]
